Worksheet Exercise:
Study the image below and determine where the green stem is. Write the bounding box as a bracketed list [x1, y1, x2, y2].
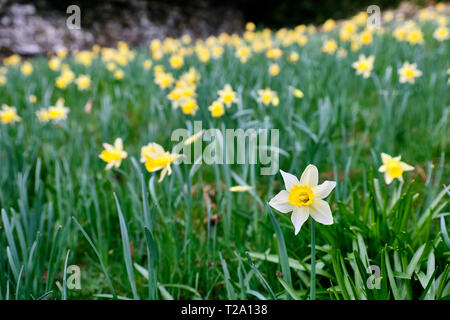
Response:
[310, 219, 316, 300]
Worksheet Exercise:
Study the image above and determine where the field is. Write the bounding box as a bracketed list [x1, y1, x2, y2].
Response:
[0, 5, 449, 300]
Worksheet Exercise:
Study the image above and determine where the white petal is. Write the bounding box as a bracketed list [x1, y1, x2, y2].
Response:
[378, 165, 386, 173]
[103, 143, 114, 152]
[269, 190, 295, 213]
[310, 199, 333, 225]
[291, 207, 309, 235]
[384, 173, 394, 184]
[400, 161, 414, 171]
[381, 152, 391, 164]
[299, 164, 318, 187]
[114, 138, 123, 150]
[313, 181, 336, 199]
[280, 170, 299, 191]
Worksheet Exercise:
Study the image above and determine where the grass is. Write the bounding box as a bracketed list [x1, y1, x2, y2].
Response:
[0, 8, 449, 300]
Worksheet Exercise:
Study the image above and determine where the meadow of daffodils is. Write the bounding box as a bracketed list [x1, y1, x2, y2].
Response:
[0, 5, 449, 300]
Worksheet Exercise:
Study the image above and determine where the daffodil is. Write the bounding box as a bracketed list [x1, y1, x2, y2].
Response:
[378, 153, 414, 184]
[407, 28, 424, 45]
[21, 62, 33, 75]
[218, 84, 237, 108]
[0, 105, 21, 124]
[141, 143, 180, 182]
[75, 75, 91, 90]
[99, 138, 128, 170]
[266, 48, 283, 59]
[48, 57, 61, 71]
[114, 69, 124, 80]
[208, 100, 225, 118]
[180, 98, 199, 115]
[269, 63, 280, 76]
[3, 54, 21, 66]
[48, 99, 70, 121]
[287, 51, 299, 62]
[169, 54, 184, 69]
[433, 27, 449, 41]
[229, 185, 252, 192]
[29, 95, 37, 104]
[143, 60, 152, 70]
[257, 88, 279, 106]
[269, 165, 336, 234]
[322, 19, 336, 32]
[292, 88, 304, 99]
[321, 39, 338, 54]
[236, 46, 251, 63]
[398, 62, 422, 84]
[36, 109, 50, 123]
[352, 54, 375, 78]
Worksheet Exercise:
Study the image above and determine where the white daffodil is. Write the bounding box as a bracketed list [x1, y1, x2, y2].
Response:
[269, 165, 336, 235]
[378, 152, 414, 184]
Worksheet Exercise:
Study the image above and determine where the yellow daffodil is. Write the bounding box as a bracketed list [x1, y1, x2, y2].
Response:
[257, 88, 279, 106]
[48, 57, 61, 71]
[155, 72, 174, 89]
[292, 88, 304, 99]
[143, 60, 152, 70]
[169, 54, 184, 69]
[75, 51, 93, 66]
[269, 165, 336, 234]
[266, 48, 283, 59]
[236, 46, 252, 63]
[229, 185, 252, 192]
[114, 69, 124, 80]
[99, 138, 128, 170]
[398, 62, 422, 84]
[321, 39, 338, 54]
[75, 75, 91, 90]
[407, 28, 424, 45]
[21, 62, 33, 75]
[378, 152, 414, 184]
[218, 84, 237, 108]
[141, 142, 180, 182]
[337, 48, 348, 57]
[36, 109, 50, 123]
[322, 19, 336, 32]
[0, 75, 6, 86]
[48, 99, 70, 120]
[352, 54, 375, 78]
[287, 51, 299, 62]
[269, 63, 280, 76]
[3, 54, 21, 66]
[29, 95, 37, 104]
[360, 29, 373, 45]
[208, 100, 225, 118]
[0, 105, 21, 124]
[180, 98, 199, 115]
[433, 27, 449, 41]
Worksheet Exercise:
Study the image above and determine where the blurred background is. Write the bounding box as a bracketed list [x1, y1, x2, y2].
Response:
[0, 0, 440, 57]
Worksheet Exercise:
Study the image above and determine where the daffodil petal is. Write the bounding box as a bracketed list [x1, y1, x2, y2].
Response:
[291, 207, 309, 235]
[384, 173, 394, 184]
[299, 164, 318, 187]
[313, 181, 336, 199]
[280, 170, 299, 191]
[269, 190, 295, 213]
[310, 199, 333, 225]
[381, 153, 391, 163]
[400, 162, 414, 171]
